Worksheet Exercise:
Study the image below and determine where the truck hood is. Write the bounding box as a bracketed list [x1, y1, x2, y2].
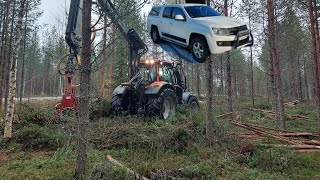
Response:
[194, 16, 246, 29]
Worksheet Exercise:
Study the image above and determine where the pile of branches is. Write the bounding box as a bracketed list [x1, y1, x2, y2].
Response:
[250, 108, 308, 120]
[231, 121, 320, 152]
[91, 121, 192, 153]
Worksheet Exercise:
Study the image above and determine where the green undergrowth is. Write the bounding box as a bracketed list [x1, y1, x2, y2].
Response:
[0, 98, 319, 179]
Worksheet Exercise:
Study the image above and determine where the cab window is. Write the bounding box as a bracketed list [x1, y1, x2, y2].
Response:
[172, 7, 186, 20]
[159, 65, 176, 84]
[162, 7, 173, 18]
[149, 7, 161, 16]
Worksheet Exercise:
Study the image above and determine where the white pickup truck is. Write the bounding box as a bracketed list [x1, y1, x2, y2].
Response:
[147, 4, 253, 63]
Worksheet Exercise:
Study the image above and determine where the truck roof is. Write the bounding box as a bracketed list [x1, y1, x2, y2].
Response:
[153, 4, 207, 8]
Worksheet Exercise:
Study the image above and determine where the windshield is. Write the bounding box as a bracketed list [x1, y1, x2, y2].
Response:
[184, 6, 220, 18]
[138, 64, 156, 82]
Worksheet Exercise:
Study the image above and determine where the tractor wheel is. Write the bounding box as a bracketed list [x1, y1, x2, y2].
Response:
[110, 95, 128, 115]
[146, 88, 177, 119]
[188, 96, 200, 111]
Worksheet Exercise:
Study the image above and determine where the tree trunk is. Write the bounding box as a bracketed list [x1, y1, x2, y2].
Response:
[303, 55, 309, 101]
[99, 15, 107, 116]
[267, 0, 285, 129]
[19, 0, 28, 101]
[297, 55, 303, 101]
[205, 0, 215, 142]
[224, 0, 233, 112]
[0, 1, 9, 112]
[4, 0, 26, 139]
[309, 0, 320, 120]
[75, 0, 92, 178]
[109, 24, 115, 95]
[195, 64, 200, 97]
[4, 0, 17, 115]
[220, 55, 224, 96]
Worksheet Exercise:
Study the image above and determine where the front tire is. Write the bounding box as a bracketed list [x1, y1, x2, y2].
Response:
[190, 37, 210, 63]
[146, 88, 177, 119]
[151, 26, 161, 44]
[110, 95, 128, 115]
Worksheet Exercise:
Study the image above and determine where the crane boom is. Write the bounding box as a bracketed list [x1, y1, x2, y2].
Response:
[64, 0, 147, 77]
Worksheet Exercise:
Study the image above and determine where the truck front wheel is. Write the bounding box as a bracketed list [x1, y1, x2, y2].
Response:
[190, 37, 209, 63]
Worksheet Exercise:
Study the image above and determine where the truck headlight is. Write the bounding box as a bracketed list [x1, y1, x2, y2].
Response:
[212, 28, 229, 36]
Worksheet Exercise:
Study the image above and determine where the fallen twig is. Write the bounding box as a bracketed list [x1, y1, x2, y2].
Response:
[216, 112, 233, 118]
[106, 155, 149, 180]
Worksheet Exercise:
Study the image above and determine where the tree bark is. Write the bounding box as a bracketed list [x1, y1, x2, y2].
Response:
[224, 0, 233, 112]
[99, 15, 107, 116]
[0, 1, 9, 111]
[303, 55, 309, 101]
[297, 55, 303, 101]
[4, 0, 17, 116]
[75, 0, 92, 178]
[205, 0, 215, 142]
[19, 0, 28, 101]
[4, 0, 26, 139]
[267, 0, 285, 129]
[195, 64, 200, 97]
[309, 0, 320, 120]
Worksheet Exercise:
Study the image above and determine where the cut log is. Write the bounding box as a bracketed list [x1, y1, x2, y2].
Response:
[230, 121, 304, 145]
[106, 155, 149, 180]
[286, 114, 307, 120]
[294, 149, 320, 152]
[284, 100, 299, 107]
[261, 144, 320, 149]
[216, 112, 233, 118]
[278, 132, 318, 137]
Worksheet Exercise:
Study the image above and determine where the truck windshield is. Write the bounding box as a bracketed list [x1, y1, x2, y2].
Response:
[184, 6, 220, 18]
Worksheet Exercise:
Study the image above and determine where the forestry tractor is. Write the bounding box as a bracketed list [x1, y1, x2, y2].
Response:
[55, 0, 199, 119]
[111, 59, 199, 119]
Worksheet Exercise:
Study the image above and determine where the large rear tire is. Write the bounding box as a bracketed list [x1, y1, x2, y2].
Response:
[110, 95, 128, 115]
[146, 89, 177, 119]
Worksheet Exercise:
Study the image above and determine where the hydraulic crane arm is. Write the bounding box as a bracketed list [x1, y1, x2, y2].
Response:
[65, 0, 83, 56]
[98, 0, 148, 77]
[65, 0, 147, 77]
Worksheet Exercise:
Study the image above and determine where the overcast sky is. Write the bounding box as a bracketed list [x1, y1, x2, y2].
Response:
[38, 0, 153, 30]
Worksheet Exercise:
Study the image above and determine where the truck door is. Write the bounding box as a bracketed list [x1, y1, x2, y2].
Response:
[159, 7, 174, 40]
[169, 7, 188, 46]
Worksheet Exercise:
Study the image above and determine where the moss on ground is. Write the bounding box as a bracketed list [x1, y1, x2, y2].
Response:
[0, 98, 319, 179]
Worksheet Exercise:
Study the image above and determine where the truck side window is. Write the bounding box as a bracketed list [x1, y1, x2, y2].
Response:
[162, 7, 173, 18]
[149, 7, 161, 16]
[173, 7, 186, 20]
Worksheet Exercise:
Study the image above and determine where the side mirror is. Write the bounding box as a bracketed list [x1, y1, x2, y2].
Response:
[175, 15, 185, 21]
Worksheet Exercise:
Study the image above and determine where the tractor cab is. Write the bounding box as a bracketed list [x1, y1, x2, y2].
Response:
[138, 59, 183, 87]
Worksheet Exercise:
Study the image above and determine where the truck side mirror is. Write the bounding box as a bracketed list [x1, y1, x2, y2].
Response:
[175, 15, 185, 21]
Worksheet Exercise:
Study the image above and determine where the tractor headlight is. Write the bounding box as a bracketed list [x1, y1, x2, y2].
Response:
[212, 28, 229, 36]
[150, 59, 154, 64]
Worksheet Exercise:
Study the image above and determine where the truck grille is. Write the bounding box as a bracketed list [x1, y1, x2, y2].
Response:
[229, 25, 248, 35]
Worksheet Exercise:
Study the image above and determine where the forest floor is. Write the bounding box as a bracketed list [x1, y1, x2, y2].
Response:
[0, 97, 319, 179]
